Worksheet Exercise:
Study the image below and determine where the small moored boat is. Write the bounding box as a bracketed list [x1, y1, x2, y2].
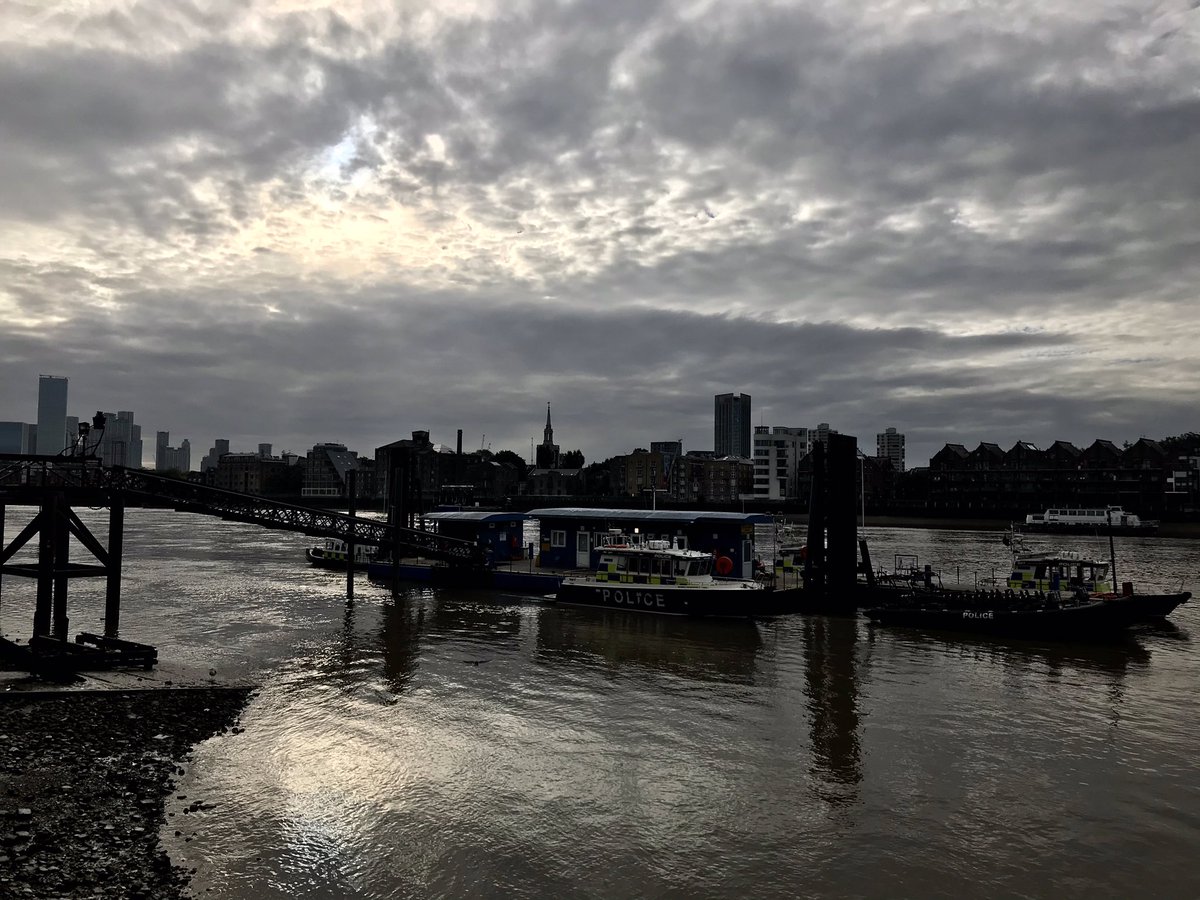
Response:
[305, 539, 375, 569]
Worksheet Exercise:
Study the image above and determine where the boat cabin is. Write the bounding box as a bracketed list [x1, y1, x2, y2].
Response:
[527, 508, 771, 577]
[1025, 506, 1143, 528]
[588, 534, 716, 585]
[1007, 551, 1114, 594]
[422, 511, 528, 562]
[314, 539, 375, 565]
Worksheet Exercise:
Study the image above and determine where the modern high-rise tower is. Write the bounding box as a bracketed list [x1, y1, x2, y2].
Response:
[714, 393, 752, 458]
[877, 426, 906, 472]
[97, 411, 143, 468]
[34, 375, 68, 456]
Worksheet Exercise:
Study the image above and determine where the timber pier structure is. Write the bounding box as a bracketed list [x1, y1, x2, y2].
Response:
[0, 453, 480, 676]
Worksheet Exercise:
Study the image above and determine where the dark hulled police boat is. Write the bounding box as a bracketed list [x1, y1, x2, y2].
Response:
[865, 584, 1190, 640]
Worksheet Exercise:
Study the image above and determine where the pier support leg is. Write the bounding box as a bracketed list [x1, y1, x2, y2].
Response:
[826, 434, 859, 611]
[389, 463, 402, 599]
[34, 500, 54, 637]
[0, 503, 5, 615]
[804, 442, 827, 598]
[105, 498, 124, 638]
[52, 493, 70, 640]
[345, 470, 356, 602]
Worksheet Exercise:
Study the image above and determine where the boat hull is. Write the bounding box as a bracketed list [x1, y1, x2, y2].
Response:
[1023, 523, 1157, 536]
[866, 592, 1189, 639]
[305, 547, 374, 570]
[1122, 591, 1190, 620]
[552, 582, 778, 618]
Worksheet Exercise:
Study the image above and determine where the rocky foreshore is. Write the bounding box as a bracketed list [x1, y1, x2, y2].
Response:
[0, 688, 251, 900]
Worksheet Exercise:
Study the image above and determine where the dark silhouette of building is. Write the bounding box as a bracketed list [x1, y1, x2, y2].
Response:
[535, 403, 561, 469]
[714, 392, 752, 458]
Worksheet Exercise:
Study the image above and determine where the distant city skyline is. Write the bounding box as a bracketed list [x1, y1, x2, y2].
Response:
[0, 372, 1189, 472]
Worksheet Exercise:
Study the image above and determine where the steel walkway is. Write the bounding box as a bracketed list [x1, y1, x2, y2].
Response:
[0, 455, 480, 564]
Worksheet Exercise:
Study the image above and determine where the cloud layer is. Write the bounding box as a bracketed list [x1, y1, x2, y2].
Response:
[3, 0, 1198, 466]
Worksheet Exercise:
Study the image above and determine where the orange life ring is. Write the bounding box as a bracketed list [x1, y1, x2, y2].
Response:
[715, 556, 734, 576]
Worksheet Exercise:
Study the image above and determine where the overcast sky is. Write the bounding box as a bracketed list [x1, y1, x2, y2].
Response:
[2, 1, 1197, 468]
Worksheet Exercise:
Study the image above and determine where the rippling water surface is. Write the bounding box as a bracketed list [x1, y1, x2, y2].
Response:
[3, 511, 1199, 898]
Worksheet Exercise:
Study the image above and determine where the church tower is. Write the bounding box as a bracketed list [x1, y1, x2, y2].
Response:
[535, 403, 561, 469]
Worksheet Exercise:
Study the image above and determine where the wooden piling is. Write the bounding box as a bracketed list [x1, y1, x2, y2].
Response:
[826, 434, 859, 605]
[345, 469, 356, 601]
[34, 500, 53, 637]
[105, 496, 124, 638]
[52, 491, 70, 639]
[389, 463, 402, 598]
[804, 441, 827, 595]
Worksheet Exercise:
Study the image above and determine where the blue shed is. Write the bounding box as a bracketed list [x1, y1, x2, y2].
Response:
[425, 511, 528, 562]
[526, 508, 773, 578]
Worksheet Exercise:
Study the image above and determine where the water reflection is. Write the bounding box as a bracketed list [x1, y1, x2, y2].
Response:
[800, 616, 863, 799]
[419, 589, 524, 643]
[377, 599, 426, 693]
[535, 606, 763, 684]
[1137, 619, 1190, 643]
[867, 626, 1152, 678]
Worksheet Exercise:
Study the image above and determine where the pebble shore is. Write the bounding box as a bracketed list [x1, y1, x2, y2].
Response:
[0, 688, 251, 900]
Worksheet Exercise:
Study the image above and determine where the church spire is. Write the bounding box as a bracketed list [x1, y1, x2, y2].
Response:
[536, 402, 560, 469]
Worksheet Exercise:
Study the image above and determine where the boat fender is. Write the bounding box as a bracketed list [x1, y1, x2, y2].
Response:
[715, 556, 734, 576]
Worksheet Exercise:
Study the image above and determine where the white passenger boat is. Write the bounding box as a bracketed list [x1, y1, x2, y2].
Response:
[547, 533, 797, 618]
[1023, 506, 1158, 535]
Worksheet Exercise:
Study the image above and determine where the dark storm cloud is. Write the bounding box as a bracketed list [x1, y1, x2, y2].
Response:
[1, 2, 1197, 467]
[3, 269, 1171, 469]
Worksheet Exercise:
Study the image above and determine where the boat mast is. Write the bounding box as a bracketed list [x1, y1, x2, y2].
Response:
[1106, 508, 1118, 592]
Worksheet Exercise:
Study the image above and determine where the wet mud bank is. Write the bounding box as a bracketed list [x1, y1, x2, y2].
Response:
[0, 688, 251, 899]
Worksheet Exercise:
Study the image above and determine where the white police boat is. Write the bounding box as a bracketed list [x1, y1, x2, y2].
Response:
[546, 534, 791, 618]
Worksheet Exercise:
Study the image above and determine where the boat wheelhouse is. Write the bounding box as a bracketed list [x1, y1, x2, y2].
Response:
[1024, 506, 1158, 534]
[1006, 549, 1114, 595]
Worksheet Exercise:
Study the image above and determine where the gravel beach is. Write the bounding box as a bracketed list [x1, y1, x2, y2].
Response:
[0, 688, 251, 900]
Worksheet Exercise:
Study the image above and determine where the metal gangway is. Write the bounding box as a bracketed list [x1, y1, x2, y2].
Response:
[0, 454, 481, 650]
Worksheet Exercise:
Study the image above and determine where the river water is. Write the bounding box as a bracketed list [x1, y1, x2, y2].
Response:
[2, 510, 1199, 898]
